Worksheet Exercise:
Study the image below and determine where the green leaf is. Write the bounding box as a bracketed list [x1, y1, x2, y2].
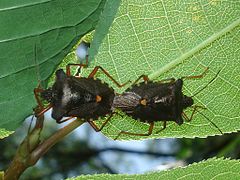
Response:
[0, 128, 14, 139]
[89, 0, 121, 60]
[67, 158, 240, 179]
[88, 0, 240, 139]
[0, 0, 106, 131]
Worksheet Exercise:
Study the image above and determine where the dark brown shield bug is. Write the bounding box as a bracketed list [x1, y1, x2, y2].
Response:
[112, 68, 222, 140]
[34, 63, 128, 132]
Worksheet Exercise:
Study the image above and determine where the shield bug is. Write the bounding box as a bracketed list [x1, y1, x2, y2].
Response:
[34, 63, 128, 132]
[112, 68, 222, 140]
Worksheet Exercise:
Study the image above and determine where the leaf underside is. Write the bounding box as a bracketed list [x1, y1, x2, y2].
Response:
[67, 158, 240, 180]
[87, 0, 240, 140]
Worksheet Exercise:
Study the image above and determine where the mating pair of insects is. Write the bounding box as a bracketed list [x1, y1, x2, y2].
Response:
[34, 63, 222, 140]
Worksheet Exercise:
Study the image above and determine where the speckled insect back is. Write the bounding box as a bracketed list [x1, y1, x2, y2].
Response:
[35, 64, 129, 132]
[112, 68, 222, 140]
[41, 69, 115, 121]
[113, 79, 193, 125]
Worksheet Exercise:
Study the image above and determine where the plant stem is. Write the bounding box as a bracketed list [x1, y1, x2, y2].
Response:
[30, 119, 84, 164]
[4, 158, 28, 180]
[4, 119, 84, 180]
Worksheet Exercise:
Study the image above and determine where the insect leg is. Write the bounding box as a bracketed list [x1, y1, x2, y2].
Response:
[88, 66, 130, 87]
[182, 112, 189, 121]
[131, 75, 149, 86]
[56, 116, 76, 124]
[183, 105, 206, 122]
[87, 114, 114, 132]
[34, 86, 53, 117]
[132, 75, 176, 86]
[34, 86, 45, 109]
[114, 122, 154, 140]
[36, 104, 52, 117]
[66, 63, 88, 77]
[155, 121, 166, 134]
[181, 67, 209, 80]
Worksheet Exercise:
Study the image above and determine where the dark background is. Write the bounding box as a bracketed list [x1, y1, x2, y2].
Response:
[0, 114, 239, 180]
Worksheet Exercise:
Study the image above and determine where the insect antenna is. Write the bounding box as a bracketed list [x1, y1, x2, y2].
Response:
[195, 109, 223, 134]
[185, 69, 222, 134]
[191, 70, 221, 97]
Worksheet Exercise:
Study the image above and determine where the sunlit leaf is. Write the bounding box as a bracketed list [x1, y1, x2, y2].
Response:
[88, 0, 240, 139]
[0, 128, 14, 139]
[67, 158, 240, 180]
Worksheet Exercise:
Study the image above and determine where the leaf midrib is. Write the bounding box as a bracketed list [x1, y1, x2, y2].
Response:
[148, 18, 240, 80]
